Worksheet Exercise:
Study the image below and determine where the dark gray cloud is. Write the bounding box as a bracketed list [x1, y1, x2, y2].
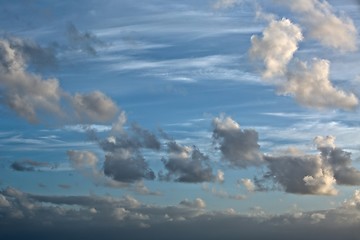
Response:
[100, 123, 160, 183]
[10, 160, 50, 172]
[212, 115, 263, 168]
[255, 136, 360, 195]
[66, 23, 105, 56]
[69, 114, 160, 184]
[160, 141, 215, 183]
[1, 187, 360, 240]
[104, 151, 156, 183]
[262, 154, 337, 195]
[317, 141, 360, 186]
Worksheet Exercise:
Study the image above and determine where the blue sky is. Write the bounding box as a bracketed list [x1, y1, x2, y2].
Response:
[1, 0, 360, 239]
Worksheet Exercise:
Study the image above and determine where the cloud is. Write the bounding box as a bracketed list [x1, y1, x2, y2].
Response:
[212, 0, 241, 9]
[2, 187, 360, 239]
[275, 0, 358, 52]
[263, 154, 337, 195]
[316, 136, 360, 185]
[10, 160, 50, 172]
[71, 91, 119, 123]
[179, 198, 206, 209]
[256, 136, 360, 195]
[250, 18, 303, 78]
[212, 115, 263, 168]
[280, 59, 358, 110]
[241, 178, 256, 192]
[66, 23, 105, 56]
[160, 141, 215, 183]
[249, 18, 358, 110]
[0, 37, 119, 124]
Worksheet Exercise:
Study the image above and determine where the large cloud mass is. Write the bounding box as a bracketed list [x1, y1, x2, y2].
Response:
[0, 37, 118, 124]
[275, 0, 358, 52]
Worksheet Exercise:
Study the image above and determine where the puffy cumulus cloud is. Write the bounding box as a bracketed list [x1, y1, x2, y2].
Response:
[316, 136, 360, 185]
[250, 18, 303, 78]
[67, 150, 98, 169]
[263, 154, 337, 195]
[241, 178, 256, 192]
[212, 115, 263, 168]
[0, 37, 118, 124]
[275, 0, 358, 52]
[179, 198, 206, 209]
[85, 113, 160, 184]
[160, 141, 215, 183]
[104, 150, 156, 183]
[67, 150, 128, 188]
[0, 38, 63, 123]
[343, 190, 360, 209]
[71, 91, 119, 123]
[280, 59, 358, 110]
[68, 113, 161, 189]
[257, 136, 360, 195]
[212, 0, 241, 9]
[3, 188, 360, 239]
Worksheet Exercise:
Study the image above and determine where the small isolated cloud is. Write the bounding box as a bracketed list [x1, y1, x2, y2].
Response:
[241, 178, 256, 192]
[250, 18, 303, 78]
[275, 0, 358, 52]
[212, 115, 263, 168]
[10, 160, 50, 172]
[160, 141, 215, 183]
[212, 0, 241, 10]
[180, 198, 206, 209]
[216, 170, 225, 183]
[66, 22, 105, 55]
[280, 59, 358, 110]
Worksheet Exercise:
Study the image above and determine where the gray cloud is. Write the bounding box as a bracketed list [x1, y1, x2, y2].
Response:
[10, 160, 50, 172]
[2, 187, 360, 240]
[317, 137, 360, 185]
[256, 136, 360, 195]
[263, 154, 337, 195]
[212, 115, 263, 168]
[275, 0, 358, 52]
[69, 113, 160, 184]
[0, 37, 119, 124]
[66, 23, 105, 56]
[160, 141, 215, 183]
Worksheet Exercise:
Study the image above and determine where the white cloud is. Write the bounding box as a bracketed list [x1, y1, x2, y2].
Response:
[241, 178, 256, 192]
[250, 18, 303, 78]
[275, 0, 358, 52]
[280, 59, 358, 110]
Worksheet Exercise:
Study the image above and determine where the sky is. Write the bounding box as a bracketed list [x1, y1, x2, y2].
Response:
[1, 0, 360, 239]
